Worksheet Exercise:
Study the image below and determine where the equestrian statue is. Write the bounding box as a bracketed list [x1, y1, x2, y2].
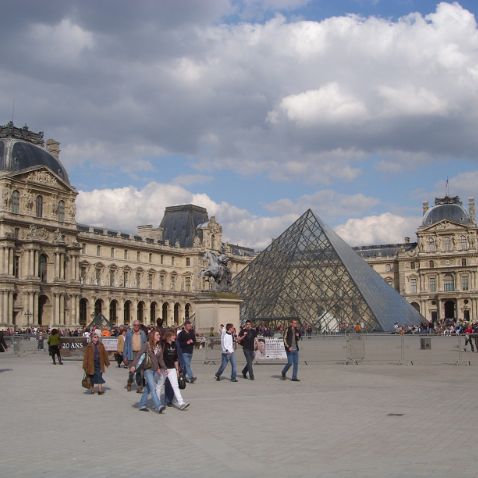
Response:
[199, 250, 232, 291]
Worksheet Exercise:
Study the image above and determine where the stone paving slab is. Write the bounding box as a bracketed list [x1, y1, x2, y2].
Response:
[1, 351, 478, 478]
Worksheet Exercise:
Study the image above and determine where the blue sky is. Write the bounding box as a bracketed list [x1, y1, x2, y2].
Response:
[2, 0, 478, 248]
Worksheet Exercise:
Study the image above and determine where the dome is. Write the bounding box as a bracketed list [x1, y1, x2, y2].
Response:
[0, 138, 70, 185]
[422, 196, 471, 227]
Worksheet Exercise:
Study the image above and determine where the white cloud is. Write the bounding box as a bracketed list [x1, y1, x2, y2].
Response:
[265, 189, 378, 218]
[28, 19, 94, 64]
[335, 213, 421, 246]
[271, 83, 368, 125]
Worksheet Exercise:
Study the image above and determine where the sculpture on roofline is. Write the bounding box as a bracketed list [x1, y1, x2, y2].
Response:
[199, 250, 232, 291]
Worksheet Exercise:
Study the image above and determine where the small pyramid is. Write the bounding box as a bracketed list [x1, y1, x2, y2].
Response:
[232, 209, 423, 332]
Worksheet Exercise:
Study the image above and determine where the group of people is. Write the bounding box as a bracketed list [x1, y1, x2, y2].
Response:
[80, 318, 303, 410]
[214, 319, 302, 382]
[82, 319, 197, 412]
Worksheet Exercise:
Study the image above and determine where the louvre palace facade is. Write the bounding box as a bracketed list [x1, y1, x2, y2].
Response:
[355, 196, 478, 325]
[0, 123, 253, 328]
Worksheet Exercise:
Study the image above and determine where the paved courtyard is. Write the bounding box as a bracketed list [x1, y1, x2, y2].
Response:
[1, 348, 478, 478]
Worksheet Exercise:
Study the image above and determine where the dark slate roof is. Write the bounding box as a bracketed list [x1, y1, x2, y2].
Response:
[227, 243, 256, 257]
[422, 196, 471, 227]
[159, 204, 209, 247]
[0, 138, 70, 184]
[354, 242, 417, 259]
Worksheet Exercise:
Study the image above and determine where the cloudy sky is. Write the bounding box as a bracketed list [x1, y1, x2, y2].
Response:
[2, 0, 478, 249]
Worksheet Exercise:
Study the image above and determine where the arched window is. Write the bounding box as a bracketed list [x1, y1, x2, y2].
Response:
[39, 254, 48, 282]
[11, 190, 20, 214]
[35, 195, 43, 218]
[57, 200, 65, 223]
[444, 274, 454, 292]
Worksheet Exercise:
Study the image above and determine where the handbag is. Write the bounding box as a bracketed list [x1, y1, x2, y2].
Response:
[178, 373, 187, 390]
[82, 372, 91, 389]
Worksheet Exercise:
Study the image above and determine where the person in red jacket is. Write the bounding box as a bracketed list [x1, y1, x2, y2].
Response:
[464, 323, 475, 352]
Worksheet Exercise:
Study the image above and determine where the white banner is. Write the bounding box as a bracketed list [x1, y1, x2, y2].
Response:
[255, 337, 287, 360]
[101, 338, 118, 352]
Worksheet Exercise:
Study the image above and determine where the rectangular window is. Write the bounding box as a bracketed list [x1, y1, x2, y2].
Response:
[160, 275, 165, 289]
[136, 272, 141, 288]
[111, 247, 114, 258]
[124, 250, 128, 260]
[462, 275, 469, 291]
[149, 253, 152, 263]
[110, 270, 115, 287]
[186, 257, 191, 267]
[462, 258, 467, 267]
[161, 255, 164, 265]
[429, 276, 436, 293]
[410, 262, 415, 270]
[137, 251, 140, 262]
[444, 237, 452, 252]
[148, 273, 153, 289]
[123, 271, 128, 287]
[410, 278, 417, 294]
[96, 245, 101, 256]
[13, 255, 20, 278]
[172, 256, 175, 266]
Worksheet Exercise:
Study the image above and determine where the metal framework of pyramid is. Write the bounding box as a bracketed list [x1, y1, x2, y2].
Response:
[232, 209, 423, 332]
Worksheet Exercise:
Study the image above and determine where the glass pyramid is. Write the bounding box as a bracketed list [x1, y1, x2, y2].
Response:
[232, 209, 423, 332]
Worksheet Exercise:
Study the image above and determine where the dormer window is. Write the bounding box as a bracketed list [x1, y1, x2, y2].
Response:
[35, 195, 43, 218]
[57, 200, 65, 223]
[11, 190, 20, 214]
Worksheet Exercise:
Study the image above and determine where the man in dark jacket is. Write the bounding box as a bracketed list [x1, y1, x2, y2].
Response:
[238, 320, 257, 380]
[177, 321, 197, 383]
[281, 319, 301, 381]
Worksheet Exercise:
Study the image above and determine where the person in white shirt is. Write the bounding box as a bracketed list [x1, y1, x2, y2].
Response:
[215, 323, 237, 382]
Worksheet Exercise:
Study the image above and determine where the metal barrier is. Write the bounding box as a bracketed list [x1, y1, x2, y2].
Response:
[3, 333, 478, 366]
[3, 335, 45, 356]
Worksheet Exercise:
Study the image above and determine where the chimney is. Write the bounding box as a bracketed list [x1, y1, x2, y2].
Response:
[46, 139, 60, 159]
[469, 198, 476, 223]
[422, 201, 429, 215]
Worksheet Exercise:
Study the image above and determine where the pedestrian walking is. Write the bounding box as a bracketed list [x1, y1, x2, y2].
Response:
[83, 334, 110, 394]
[0, 331, 7, 352]
[130, 329, 167, 413]
[156, 330, 190, 410]
[123, 320, 147, 392]
[47, 329, 63, 365]
[177, 320, 197, 383]
[115, 327, 126, 367]
[215, 323, 237, 382]
[237, 320, 257, 380]
[281, 319, 301, 381]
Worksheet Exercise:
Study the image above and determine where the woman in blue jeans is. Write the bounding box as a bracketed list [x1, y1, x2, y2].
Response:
[130, 329, 167, 413]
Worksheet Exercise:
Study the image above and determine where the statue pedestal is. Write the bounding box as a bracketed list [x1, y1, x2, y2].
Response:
[193, 292, 242, 335]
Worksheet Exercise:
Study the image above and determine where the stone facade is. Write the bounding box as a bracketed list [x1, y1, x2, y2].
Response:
[0, 128, 253, 328]
[356, 196, 478, 325]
